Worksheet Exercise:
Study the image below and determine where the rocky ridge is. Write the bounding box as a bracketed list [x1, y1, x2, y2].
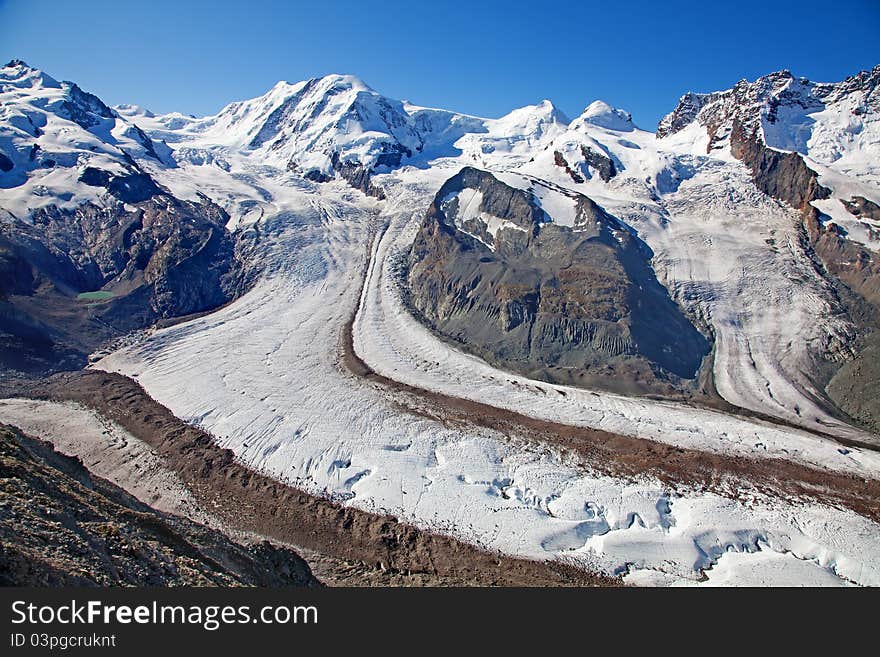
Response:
[658, 65, 880, 429]
[0, 422, 319, 586]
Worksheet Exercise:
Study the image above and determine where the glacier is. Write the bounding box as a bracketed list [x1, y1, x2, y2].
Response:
[3, 60, 879, 585]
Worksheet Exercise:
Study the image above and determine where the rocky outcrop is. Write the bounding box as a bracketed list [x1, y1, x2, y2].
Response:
[656, 92, 718, 138]
[844, 196, 880, 222]
[79, 168, 163, 204]
[554, 150, 584, 183]
[729, 120, 830, 209]
[329, 152, 387, 200]
[0, 423, 319, 586]
[579, 145, 617, 182]
[552, 146, 616, 184]
[406, 167, 711, 397]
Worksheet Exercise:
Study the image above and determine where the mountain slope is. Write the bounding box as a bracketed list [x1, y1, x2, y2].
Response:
[406, 166, 711, 396]
[658, 65, 880, 430]
[0, 60, 243, 375]
[0, 422, 319, 586]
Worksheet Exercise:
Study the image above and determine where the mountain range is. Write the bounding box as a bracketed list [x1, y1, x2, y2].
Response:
[2, 58, 880, 586]
[2, 58, 878, 428]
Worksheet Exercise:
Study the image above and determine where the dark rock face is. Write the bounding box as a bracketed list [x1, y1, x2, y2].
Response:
[656, 92, 715, 138]
[729, 120, 830, 209]
[407, 167, 711, 396]
[329, 152, 387, 200]
[300, 167, 332, 183]
[0, 424, 319, 587]
[803, 207, 880, 310]
[554, 151, 584, 183]
[826, 331, 880, 434]
[79, 168, 161, 203]
[844, 196, 880, 222]
[580, 145, 616, 182]
[59, 82, 115, 130]
[0, 174, 241, 375]
[106, 172, 162, 203]
[0, 151, 12, 172]
[553, 147, 616, 184]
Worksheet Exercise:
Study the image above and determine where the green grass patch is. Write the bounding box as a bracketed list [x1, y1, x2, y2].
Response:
[77, 290, 115, 301]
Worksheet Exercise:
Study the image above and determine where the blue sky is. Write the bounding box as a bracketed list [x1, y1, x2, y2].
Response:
[2, 0, 879, 128]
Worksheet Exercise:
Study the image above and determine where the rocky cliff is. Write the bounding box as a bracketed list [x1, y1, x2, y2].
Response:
[659, 66, 880, 429]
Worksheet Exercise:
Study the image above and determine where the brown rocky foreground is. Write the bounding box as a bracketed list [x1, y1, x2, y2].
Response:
[0, 423, 320, 587]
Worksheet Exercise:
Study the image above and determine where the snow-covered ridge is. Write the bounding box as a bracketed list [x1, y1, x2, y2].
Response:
[658, 66, 880, 167]
[657, 65, 880, 249]
[0, 59, 171, 220]
[575, 100, 634, 132]
[116, 76, 627, 177]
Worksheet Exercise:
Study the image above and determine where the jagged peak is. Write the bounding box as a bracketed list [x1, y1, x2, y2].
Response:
[761, 68, 794, 81]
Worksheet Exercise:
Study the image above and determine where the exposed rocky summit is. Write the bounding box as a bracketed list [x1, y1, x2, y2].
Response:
[0, 423, 319, 586]
[406, 167, 711, 396]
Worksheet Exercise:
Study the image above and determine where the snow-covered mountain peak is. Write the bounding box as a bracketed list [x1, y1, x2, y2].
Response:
[172, 72, 422, 182]
[491, 99, 570, 136]
[1, 58, 119, 136]
[309, 72, 373, 94]
[573, 100, 635, 132]
[1, 59, 62, 91]
[0, 60, 174, 218]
